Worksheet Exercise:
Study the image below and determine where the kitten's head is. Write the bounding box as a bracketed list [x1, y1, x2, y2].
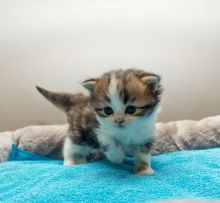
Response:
[82, 69, 163, 129]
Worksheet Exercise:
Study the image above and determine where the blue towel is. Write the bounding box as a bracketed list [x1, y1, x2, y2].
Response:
[0, 146, 220, 203]
[9, 144, 52, 161]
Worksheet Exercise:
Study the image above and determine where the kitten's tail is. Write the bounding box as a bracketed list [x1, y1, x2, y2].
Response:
[36, 86, 88, 112]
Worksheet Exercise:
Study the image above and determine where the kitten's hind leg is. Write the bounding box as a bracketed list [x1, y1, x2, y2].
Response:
[133, 146, 154, 176]
[63, 137, 87, 165]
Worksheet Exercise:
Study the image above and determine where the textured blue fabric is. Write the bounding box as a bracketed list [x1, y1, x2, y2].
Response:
[9, 144, 52, 161]
[0, 147, 220, 203]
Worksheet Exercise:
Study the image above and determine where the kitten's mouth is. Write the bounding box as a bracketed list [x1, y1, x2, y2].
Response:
[117, 124, 125, 128]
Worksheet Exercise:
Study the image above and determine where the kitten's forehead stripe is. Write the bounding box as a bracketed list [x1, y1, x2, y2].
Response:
[107, 74, 125, 112]
[130, 97, 136, 103]
[104, 95, 111, 104]
[122, 88, 129, 105]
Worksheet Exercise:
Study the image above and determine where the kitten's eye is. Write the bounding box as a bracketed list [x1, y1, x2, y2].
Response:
[104, 107, 113, 116]
[125, 106, 136, 114]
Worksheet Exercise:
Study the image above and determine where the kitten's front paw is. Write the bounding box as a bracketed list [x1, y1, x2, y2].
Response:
[105, 148, 125, 164]
[64, 159, 75, 166]
[135, 167, 154, 176]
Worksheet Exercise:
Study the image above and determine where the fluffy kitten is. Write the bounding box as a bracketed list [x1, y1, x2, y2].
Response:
[36, 69, 163, 175]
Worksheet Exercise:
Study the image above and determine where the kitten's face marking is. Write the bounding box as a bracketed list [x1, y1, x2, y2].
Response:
[82, 69, 162, 129]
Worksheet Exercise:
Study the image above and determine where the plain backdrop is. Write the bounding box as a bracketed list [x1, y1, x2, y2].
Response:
[0, 0, 220, 131]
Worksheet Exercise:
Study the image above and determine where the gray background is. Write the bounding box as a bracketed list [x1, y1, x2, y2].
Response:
[0, 0, 220, 131]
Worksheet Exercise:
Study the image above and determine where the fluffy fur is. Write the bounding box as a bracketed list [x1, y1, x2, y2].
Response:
[36, 69, 163, 175]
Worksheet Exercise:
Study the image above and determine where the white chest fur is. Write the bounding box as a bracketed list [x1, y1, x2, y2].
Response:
[96, 113, 156, 151]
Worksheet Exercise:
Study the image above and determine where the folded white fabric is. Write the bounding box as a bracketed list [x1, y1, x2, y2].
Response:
[1, 115, 220, 162]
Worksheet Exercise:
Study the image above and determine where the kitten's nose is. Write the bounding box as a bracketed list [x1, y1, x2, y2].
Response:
[114, 115, 125, 125]
[115, 119, 124, 124]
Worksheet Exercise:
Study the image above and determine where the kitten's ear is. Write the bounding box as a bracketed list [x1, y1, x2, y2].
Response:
[36, 86, 76, 112]
[141, 75, 160, 91]
[81, 78, 98, 93]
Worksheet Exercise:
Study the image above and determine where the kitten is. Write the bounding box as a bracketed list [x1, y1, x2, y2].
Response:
[36, 69, 163, 175]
